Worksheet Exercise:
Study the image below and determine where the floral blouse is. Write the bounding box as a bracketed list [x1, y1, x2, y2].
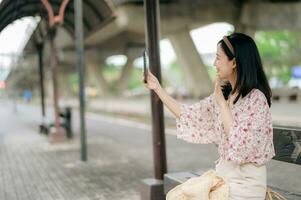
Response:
[176, 88, 275, 166]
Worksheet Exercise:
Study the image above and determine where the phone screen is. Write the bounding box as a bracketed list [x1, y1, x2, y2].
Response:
[143, 50, 148, 83]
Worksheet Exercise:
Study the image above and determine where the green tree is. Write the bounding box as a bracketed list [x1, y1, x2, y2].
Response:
[255, 31, 301, 83]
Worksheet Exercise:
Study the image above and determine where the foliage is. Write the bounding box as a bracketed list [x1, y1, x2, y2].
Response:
[255, 31, 301, 83]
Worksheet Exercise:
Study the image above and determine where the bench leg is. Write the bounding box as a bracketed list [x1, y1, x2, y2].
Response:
[140, 178, 165, 200]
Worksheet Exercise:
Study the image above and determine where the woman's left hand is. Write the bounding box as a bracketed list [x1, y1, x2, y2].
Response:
[214, 76, 227, 108]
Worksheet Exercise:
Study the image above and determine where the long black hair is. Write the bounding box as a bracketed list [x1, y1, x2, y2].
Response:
[218, 33, 272, 107]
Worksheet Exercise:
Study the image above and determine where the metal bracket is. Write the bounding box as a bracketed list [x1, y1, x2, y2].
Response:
[41, 0, 70, 27]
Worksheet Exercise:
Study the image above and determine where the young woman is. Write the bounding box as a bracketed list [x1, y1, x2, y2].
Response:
[142, 33, 276, 200]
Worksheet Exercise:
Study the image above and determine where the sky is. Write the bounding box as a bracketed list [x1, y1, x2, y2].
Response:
[0, 16, 40, 81]
[0, 14, 233, 81]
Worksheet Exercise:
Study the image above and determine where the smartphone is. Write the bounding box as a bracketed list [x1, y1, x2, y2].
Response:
[143, 49, 148, 83]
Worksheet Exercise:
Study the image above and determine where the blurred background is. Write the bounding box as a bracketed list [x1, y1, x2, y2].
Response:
[0, 0, 300, 200]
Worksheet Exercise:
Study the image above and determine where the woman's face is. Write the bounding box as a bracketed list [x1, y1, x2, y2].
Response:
[213, 43, 236, 80]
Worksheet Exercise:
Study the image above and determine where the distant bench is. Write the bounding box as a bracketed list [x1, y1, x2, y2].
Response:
[272, 88, 301, 102]
[164, 126, 301, 200]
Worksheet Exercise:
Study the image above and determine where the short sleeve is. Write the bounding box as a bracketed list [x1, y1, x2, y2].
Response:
[176, 94, 221, 145]
[225, 90, 275, 165]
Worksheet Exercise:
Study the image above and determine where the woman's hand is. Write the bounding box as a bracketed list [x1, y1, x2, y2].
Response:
[141, 68, 161, 91]
[215, 75, 234, 135]
[141, 68, 181, 118]
[214, 75, 227, 108]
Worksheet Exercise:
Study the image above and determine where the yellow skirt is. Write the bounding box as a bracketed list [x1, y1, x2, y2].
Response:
[215, 158, 267, 200]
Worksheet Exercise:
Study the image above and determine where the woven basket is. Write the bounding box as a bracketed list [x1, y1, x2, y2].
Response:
[265, 187, 287, 200]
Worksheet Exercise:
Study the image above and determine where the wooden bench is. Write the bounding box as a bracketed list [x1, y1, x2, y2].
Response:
[163, 126, 301, 199]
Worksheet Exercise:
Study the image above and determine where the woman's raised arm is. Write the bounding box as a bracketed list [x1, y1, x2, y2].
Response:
[142, 69, 181, 118]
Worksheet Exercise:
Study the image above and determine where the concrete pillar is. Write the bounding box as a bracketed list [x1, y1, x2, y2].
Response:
[86, 59, 110, 96]
[168, 28, 213, 98]
[57, 70, 73, 98]
[42, 68, 54, 105]
[45, 69, 53, 102]
[235, 25, 256, 39]
[116, 55, 135, 93]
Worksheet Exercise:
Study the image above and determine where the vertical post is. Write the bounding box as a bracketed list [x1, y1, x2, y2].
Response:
[144, 0, 167, 180]
[49, 29, 61, 134]
[74, 0, 87, 161]
[41, 0, 68, 142]
[37, 43, 46, 118]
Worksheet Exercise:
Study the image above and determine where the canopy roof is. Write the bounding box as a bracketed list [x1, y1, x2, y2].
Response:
[0, 0, 115, 35]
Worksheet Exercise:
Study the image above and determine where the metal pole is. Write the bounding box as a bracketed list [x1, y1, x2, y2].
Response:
[37, 43, 46, 118]
[49, 28, 61, 133]
[144, 0, 167, 180]
[74, 0, 87, 161]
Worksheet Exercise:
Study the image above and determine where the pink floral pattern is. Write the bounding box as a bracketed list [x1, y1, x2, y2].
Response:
[176, 89, 275, 166]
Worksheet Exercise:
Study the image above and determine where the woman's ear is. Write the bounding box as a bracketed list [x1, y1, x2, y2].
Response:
[231, 58, 236, 69]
